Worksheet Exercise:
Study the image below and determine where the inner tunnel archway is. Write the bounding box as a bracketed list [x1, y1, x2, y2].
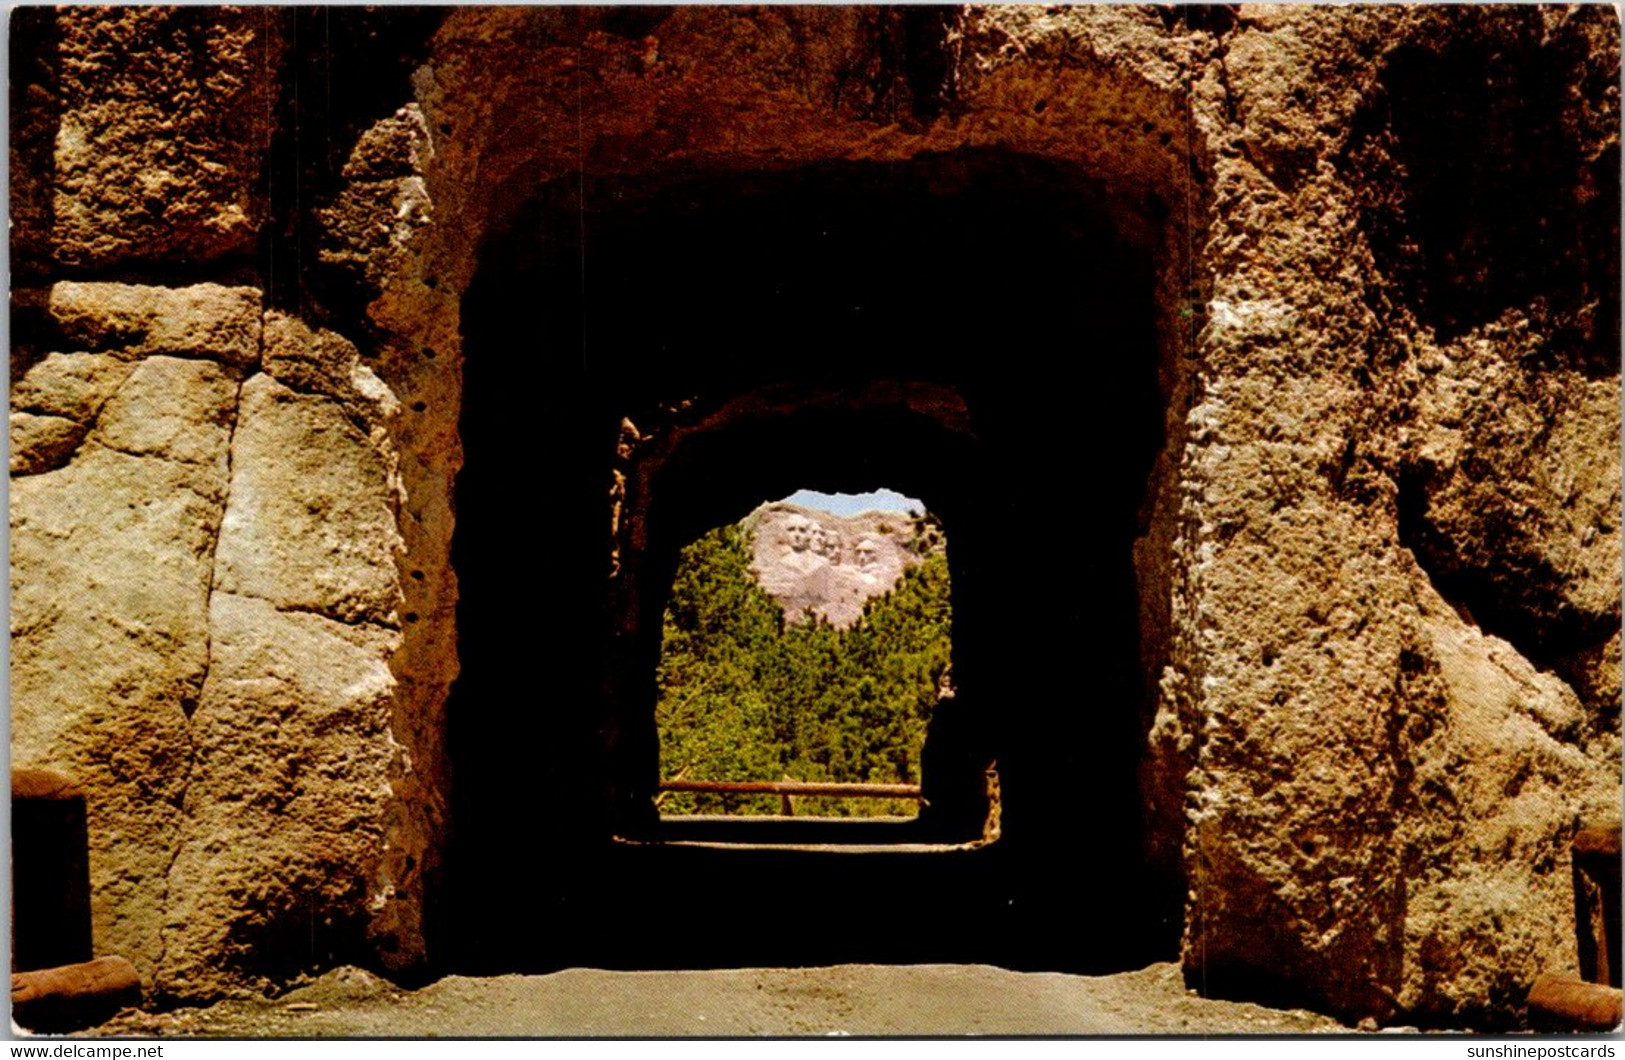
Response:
[445, 149, 1179, 974]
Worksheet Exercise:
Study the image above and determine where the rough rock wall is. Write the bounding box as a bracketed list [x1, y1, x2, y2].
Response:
[10, 285, 409, 998]
[9, 3, 1619, 1026]
[10, 8, 424, 1001]
[1132, 4, 1621, 1026]
[51, 7, 282, 269]
[12, 285, 257, 986]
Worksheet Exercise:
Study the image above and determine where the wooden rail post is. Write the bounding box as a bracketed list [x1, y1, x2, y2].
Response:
[1528, 822, 1623, 1030]
[12, 769, 92, 972]
[1573, 822, 1621, 988]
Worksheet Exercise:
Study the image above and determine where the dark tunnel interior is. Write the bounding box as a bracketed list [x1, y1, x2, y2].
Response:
[442, 150, 1179, 975]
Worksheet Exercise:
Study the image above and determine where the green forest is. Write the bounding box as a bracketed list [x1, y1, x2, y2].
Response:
[656, 514, 952, 817]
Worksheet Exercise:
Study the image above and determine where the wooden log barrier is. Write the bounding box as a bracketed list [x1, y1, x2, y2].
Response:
[12, 957, 143, 1033]
[1527, 972, 1624, 1032]
[659, 779, 922, 799]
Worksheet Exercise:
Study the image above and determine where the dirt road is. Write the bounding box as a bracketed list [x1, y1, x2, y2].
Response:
[89, 962, 1358, 1037]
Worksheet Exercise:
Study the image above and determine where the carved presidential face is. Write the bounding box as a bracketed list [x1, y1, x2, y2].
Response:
[854, 539, 880, 568]
[816, 530, 842, 562]
[784, 516, 815, 552]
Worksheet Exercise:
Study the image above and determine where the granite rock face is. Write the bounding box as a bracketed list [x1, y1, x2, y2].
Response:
[159, 591, 400, 998]
[1402, 332, 1622, 726]
[11, 283, 411, 999]
[747, 505, 918, 628]
[210, 373, 403, 627]
[10, 286, 251, 984]
[318, 105, 436, 296]
[1133, 5, 1621, 1026]
[1399, 573, 1617, 1020]
[51, 8, 282, 269]
[47, 282, 263, 368]
[162, 315, 409, 1000]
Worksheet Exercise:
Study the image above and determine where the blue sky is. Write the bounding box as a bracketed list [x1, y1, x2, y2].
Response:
[780, 488, 922, 517]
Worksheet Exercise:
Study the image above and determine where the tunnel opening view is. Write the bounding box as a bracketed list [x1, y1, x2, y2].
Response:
[445, 150, 1174, 975]
[655, 491, 955, 826]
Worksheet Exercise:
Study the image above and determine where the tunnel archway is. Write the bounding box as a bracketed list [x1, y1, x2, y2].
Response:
[444, 149, 1178, 974]
[631, 383, 975, 839]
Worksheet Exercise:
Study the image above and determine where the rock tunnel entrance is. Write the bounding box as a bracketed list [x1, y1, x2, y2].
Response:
[444, 150, 1177, 975]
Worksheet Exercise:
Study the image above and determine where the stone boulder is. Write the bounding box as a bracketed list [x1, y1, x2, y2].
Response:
[10, 284, 254, 983]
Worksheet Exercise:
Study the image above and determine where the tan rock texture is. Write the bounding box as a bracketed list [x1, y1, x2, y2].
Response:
[159, 591, 399, 998]
[51, 7, 283, 269]
[1400, 574, 1617, 1019]
[9, 3, 1619, 1028]
[11, 284, 413, 1000]
[211, 374, 402, 626]
[1138, 5, 1621, 1027]
[48, 282, 264, 368]
[11, 286, 251, 985]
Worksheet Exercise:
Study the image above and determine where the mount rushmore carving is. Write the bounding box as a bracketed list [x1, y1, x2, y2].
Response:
[747, 504, 917, 628]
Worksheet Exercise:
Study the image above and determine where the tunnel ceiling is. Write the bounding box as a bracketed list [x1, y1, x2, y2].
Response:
[495, 150, 1163, 411]
[461, 147, 1172, 569]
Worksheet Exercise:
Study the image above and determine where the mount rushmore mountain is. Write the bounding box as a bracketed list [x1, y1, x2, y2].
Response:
[745, 504, 927, 628]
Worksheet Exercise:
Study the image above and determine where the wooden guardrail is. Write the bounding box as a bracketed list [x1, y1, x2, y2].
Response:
[659, 779, 922, 815]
